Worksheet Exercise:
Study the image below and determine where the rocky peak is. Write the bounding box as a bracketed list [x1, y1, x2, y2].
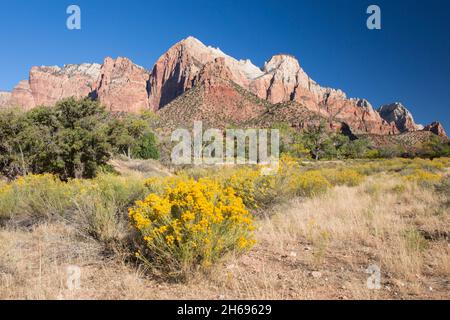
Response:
[32, 63, 102, 79]
[148, 36, 264, 108]
[25, 62, 102, 107]
[194, 57, 234, 86]
[10, 80, 35, 110]
[355, 99, 372, 109]
[95, 57, 151, 113]
[263, 54, 300, 74]
[378, 102, 420, 132]
[423, 121, 448, 138]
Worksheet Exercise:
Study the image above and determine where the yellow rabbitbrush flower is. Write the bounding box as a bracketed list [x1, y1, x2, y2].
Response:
[129, 178, 256, 279]
[403, 169, 441, 186]
[320, 168, 364, 187]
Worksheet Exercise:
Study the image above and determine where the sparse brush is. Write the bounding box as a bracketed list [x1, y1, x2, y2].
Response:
[321, 168, 364, 187]
[402, 169, 441, 186]
[0, 174, 72, 222]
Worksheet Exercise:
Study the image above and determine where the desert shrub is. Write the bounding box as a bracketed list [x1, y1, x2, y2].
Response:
[71, 174, 150, 245]
[108, 112, 160, 160]
[0, 181, 15, 220]
[353, 162, 382, 175]
[433, 157, 450, 168]
[220, 167, 281, 210]
[0, 174, 72, 221]
[129, 179, 255, 278]
[292, 170, 331, 197]
[72, 188, 124, 245]
[144, 175, 190, 196]
[218, 155, 319, 210]
[406, 157, 447, 172]
[0, 98, 160, 180]
[404, 229, 428, 253]
[131, 132, 160, 160]
[434, 175, 450, 207]
[365, 149, 380, 159]
[0, 172, 149, 248]
[392, 184, 407, 194]
[364, 182, 383, 197]
[179, 155, 329, 210]
[419, 136, 450, 158]
[403, 169, 441, 186]
[378, 146, 406, 159]
[93, 173, 149, 210]
[321, 168, 364, 186]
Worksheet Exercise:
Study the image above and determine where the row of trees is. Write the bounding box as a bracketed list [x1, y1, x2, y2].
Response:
[0, 98, 159, 180]
[277, 122, 449, 160]
[277, 123, 373, 160]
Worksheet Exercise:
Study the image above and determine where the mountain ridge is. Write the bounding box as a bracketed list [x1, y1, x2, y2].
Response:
[0, 36, 446, 138]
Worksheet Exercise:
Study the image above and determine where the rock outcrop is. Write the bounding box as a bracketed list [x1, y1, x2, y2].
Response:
[158, 57, 270, 129]
[10, 80, 36, 110]
[28, 63, 100, 107]
[423, 122, 447, 138]
[6, 59, 150, 113]
[95, 57, 150, 113]
[378, 103, 421, 132]
[6, 64, 100, 110]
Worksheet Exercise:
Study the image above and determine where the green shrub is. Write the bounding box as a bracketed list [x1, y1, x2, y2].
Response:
[0, 98, 161, 180]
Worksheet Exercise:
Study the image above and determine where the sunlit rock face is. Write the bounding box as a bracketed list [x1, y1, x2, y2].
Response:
[378, 102, 422, 132]
[3, 36, 445, 136]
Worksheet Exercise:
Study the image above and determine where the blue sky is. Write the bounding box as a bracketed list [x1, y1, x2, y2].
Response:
[0, 0, 449, 129]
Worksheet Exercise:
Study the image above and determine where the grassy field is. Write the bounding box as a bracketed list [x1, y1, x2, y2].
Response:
[0, 157, 449, 299]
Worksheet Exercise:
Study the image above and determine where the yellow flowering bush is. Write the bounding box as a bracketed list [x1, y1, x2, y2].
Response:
[291, 170, 331, 197]
[0, 174, 71, 220]
[321, 168, 364, 187]
[129, 178, 255, 278]
[403, 169, 441, 186]
[221, 167, 270, 209]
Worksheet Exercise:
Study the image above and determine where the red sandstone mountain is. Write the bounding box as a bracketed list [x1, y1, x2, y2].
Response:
[378, 102, 423, 133]
[0, 36, 446, 138]
[423, 122, 447, 138]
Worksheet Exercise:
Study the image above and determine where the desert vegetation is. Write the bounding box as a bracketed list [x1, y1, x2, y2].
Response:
[0, 98, 159, 180]
[0, 154, 449, 299]
[0, 99, 449, 299]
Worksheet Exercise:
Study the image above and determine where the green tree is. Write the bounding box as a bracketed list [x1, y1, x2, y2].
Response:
[108, 112, 160, 160]
[421, 136, 450, 158]
[301, 123, 336, 160]
[131, 131, 160, 160]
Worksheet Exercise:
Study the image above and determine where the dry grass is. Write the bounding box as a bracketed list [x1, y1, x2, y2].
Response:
[108, 158, 173, 178]
[1, 173, 448, 300]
